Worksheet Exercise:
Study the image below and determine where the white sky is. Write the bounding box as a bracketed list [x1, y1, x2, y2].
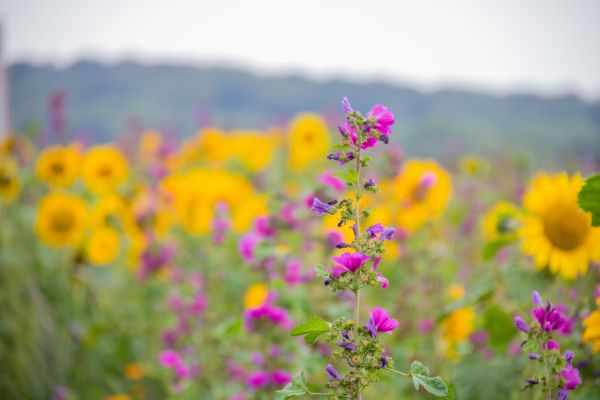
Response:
[1, 0, 600, 99]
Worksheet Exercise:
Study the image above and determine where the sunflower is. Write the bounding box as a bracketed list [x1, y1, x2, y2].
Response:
[231, 131, 275, 172]
[481, 201, 521, 242]
[0, 156, 20, 203]
[391, 159, 452, 232]
[244, 283, 269, 309]
[442, 307, 476, 359]
[520, 172, 600, 279]
[287, 113, 330, 172]
[90, 194, 128, 228]
[82, 145, 129, 194]
[86, 227, 120, 265]
[583, 297, 600, 353]
[36, 192, 88, 247]
[36, 144, 81, 188]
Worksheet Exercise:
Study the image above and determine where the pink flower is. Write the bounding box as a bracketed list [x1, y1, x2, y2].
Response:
[320, 172, 346, 193]
[159, 349, 188, 379]
[271, 370, 292, 386]
[365, 307, 399, 338]
[244, 303, 293, 331]
[330, 252, 371, 278]
[238, 233, 262, 263]
[367, 104, 395, 135]
[247, 371, 270, 389]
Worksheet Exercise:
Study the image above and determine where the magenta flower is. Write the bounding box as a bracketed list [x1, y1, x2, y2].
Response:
[320, 172, 346, 193]
[159, 349, 188, 379]
[330, 252, 371, 278]
[376, 272, 389, 289]
[244, 303, 293, 331]
[367, 104, 395, 135]
[364, 307, 399, 338]
[271, 370, 292, 386]
[254, 216, 276, 238]
[238, 233, 262, 263]
[531, 304, 568, 333]
[339, 122, 378, 150]
[559, 363, 581, 391]
[247, 371, 270, 389]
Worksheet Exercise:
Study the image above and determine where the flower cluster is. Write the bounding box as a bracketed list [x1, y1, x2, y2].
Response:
[515, 291, 581, 400]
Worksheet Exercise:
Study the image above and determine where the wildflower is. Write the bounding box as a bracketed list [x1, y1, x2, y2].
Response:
[367, 104, 395, 135]
[271, 370, 292, 386]
[320, 172, 346, 193]
[376, 272, 389, 289]
[341, 96, 353, 113]
[86, 227, 120, 265]
[124, 363, 143, 380]
[532, 291, 543, 307]
[392, 159, 452, 232]
[330, 252, 371, 278]
[325, 364, 343, 380]
[82, 145, 129, 194]
[481, 201, 521, 242]
[520, 172, 600, 279]
[243, 302, 292, 331]
[442, 307, 476, 358]
[287, 113, 330, 172]
[247, 371, 270, 389]
[36, 192, 88, 247]
[244, 284, 270, 309]
[238, 233, 262, 263]
[36, 144, 81, 188]
[558, 364, 581, 400]
[583, 296, 600, 352]
[0, 157, 20, 203]
[327, 151, 355, 165]
[364, 307, 399, 338]
[514, 316, 530, 333]
[159, 350, 188, 379]
[311, 197, 337, 216]
[545, 340, 560, 351]
[337, 341, 357, 351]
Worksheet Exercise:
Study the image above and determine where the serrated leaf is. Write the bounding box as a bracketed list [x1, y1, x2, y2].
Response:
[313, 264, 329, 278]
[412, 374, 449, 397]
[410, 360, 430, 376]
[274, 370, 309, 399]
[290, 316, 329, 344]
[578, 174, 600, 226]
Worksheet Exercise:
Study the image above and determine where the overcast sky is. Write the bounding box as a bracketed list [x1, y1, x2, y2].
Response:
[1, 0, 600, 99]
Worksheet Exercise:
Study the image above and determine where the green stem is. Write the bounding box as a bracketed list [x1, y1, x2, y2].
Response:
[385, 367, 411, 377]
[543, 355, 553, 400]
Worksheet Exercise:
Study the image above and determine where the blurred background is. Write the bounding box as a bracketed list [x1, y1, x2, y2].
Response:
[2, 2, 600, 400]
[1, 0, 599, 166]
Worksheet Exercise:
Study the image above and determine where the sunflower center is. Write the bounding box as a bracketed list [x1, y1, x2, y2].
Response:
[98, 165, 113, 178]
[303, 132, 314, 144]
[51, 162, 64, 175]
[0, 172, 11, 187]
[543, 204, 590, 251]
[51, 210, 75, 232]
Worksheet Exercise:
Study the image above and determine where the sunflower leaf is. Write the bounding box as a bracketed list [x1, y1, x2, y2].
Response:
[578, 174, 600, 226]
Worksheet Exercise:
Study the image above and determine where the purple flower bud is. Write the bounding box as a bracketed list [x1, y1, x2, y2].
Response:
[558, 388, 568, 400]
[364, 179, 376, 188]
[337, 341, 356, 351]
[532, 291, 543, 307]
[341, 97, 353, 113]
[341, 330, 351, 340]
[528, 353, 540, 360]
[379, 356, 389, 368]
[526, 378, 539, 385]
[514, 316, 530, 333]
[324, 277, 332, 286]
[335, 242, 353, 249]
[564, 350, 574, 363]
[311, 198, 335, 216]
[325, 364, 343, 380]
[381, 227, 395, 241]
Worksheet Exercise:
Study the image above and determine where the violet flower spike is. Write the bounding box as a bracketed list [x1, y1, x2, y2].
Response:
[514, 315, 530, 333]
[311, 197, 335, 216]
[325, 364, 343, 380]
[532, 291, 543, 307]
[341, 96, 353, 113]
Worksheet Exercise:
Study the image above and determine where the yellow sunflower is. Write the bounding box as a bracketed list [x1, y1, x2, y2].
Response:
[481, 201, 521, 242]
[442, 307, 476, 359]
[583, 297, 600, 353]
[36, 192, 88, 247]
[391, 159, 452, 232]
[0, 156, 20, 203]
[82, 145, 129, 194]
[244, 283, 269, 309]
[86, 227, 120, 265]
[520, 172, 600, 279]
[287, 113, 330, 172]
[231, 131, 275, 172]
[35, 144, 81, 188]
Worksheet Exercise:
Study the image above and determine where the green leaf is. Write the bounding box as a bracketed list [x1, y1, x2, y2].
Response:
[483, 305, 516, 352]
[410, 360, 430, 377]
[275, 370, 309, 400]
[482, 238, 513, 261]
[334, 168, 358, 185]
[412, 375, 449, 397]
[522, 337, 542, 354]
[313, 264, 329, 278]
[290, 316, 330, 344]
[578, 174, 600, 226]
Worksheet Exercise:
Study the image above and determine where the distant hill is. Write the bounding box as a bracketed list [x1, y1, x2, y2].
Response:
[8, 60, 600, 166]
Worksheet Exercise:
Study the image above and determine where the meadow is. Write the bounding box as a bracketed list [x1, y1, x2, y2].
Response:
[1, 97, 599, 400]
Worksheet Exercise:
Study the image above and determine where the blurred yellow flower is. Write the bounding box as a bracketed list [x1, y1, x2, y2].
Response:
[244, 283, 269, 309]
[36, 192, 87, 247]
[583, 297, 600, 353]
[198, 127, 231, 163]
[481, 201, 521, 242]
[0, 156, 20, 203]
[90, 194, 129, 228]
[287, 113, 330, 171]
[520, 172, 600, 280]
[458, 155, 485, 176]
[139, 130, 162, 160]
[36, 144, 81, 188]
[106, 395, 131, 400]
[124, 363, 143, 380]
[442, 307, 475, 359]
[86, 227, 120, 265]
[447, 284, 465, 301]
[392, 159, 452, 232]
[82, 145, 129, 194]
[231, 131, 275, 172]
